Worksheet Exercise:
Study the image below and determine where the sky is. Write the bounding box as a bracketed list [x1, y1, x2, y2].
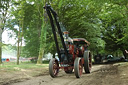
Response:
[2, 29, 25, 46]
[2, 30, 17, 58]
[2, 30, 17, 45]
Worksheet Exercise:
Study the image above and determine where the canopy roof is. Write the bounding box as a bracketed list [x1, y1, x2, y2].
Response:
[72, 38, 90, 45]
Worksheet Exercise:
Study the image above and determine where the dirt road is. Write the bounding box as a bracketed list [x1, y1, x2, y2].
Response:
[8, 63, 128, 85]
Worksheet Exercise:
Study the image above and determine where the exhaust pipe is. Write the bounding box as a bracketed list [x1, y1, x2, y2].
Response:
[63, 31, 69, 48]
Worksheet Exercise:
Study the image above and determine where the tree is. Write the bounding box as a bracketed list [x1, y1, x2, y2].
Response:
[7, 0, 128, 62]
[0, 0, 11, 64]
[10, 0, 48, 64]
[21, 1, 41, 58]
[9, 0, 25, 65]
[9, 0, 41, 59]
[37, 0, 48, 64]
[50, 0, 105, 54]
[97, 1, 128, 58]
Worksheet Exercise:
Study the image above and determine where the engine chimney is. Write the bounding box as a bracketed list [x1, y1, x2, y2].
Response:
[63, 31, 69, 48]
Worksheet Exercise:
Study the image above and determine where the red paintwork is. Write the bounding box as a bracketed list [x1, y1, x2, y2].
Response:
[58, 37, 90, 74]
[69, 44, 75, 61]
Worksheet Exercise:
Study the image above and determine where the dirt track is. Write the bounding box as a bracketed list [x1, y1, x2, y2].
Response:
[8, 63, 128, 85]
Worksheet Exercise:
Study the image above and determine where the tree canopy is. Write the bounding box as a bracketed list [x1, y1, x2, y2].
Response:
[1, 0, 128, 64]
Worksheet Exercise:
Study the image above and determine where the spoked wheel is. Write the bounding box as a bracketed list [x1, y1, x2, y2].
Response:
[84, 51, 92, 73]
[49, 58, 59, 78]
[64, 67, 73, 74]
[74, 57, 83, 78]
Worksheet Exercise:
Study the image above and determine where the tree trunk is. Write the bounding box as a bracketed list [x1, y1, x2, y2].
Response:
[20, 19, 24, 59]
[0, 28, 2, 64]
[37, 0, 47, 64]
[37, 24, 46, 64]
[17, 31, 20, 65]
[37, 48, 44, 64]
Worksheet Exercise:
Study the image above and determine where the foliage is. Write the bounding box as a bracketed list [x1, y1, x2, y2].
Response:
[50, 0, 105, 54]
[9, 0, 42, 57]
[4, 0, 128, 60]
[0, 0, 11, 64]
[97, 1, 128, 58]
[49, 0, 128, 58]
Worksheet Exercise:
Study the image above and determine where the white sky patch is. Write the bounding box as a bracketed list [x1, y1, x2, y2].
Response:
[2, 30, 17, 45]
[11, 16, 15, 19]
[2, 30, 25, 46]
[30, 1, 34, 5]
[26, 1, 34, 5]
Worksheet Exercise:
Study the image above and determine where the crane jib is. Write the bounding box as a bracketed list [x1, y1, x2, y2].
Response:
[44, 4, 69, 62]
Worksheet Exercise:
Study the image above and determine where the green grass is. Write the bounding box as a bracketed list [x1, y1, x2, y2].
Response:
[0, 61, 49, 71]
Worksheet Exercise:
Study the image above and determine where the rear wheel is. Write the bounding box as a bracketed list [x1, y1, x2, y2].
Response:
[84, 51, 92, 73]
[74, 57, 83, 78]
[49, 58, 59, 78]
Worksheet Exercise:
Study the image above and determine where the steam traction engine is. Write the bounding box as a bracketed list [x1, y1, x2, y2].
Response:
[44, 5, 92, 78]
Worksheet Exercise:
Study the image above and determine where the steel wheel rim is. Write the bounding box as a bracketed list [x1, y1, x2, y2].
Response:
[53, 61, 59, 76]
[79, 60, 83, 75]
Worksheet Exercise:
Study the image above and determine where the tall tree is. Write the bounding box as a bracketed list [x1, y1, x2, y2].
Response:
[0, 0, 11, 64]
[8, 0, 25, 64]
[21, 1, 41, 58]
[9, 0, 41, 59]
[37, 0, 48, 64]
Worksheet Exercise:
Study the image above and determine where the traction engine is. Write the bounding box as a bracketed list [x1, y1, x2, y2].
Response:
[44, 4, 92, 78]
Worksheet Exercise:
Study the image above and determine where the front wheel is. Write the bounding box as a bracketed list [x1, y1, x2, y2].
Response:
[49, 58, 59, 78]
[74, 57, 83, 78]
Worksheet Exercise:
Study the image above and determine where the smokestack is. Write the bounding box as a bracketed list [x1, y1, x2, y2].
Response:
[63, 31, 69, 48]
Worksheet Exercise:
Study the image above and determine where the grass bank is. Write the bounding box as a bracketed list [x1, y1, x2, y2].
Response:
[0, 61, 49, 71]
[0, 61, 49, 85]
